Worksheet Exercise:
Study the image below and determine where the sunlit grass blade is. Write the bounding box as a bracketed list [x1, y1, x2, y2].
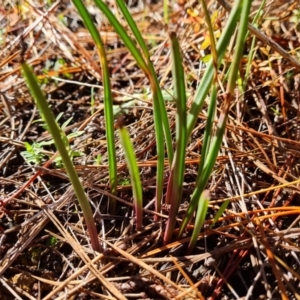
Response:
[164, 32, 187, 243]
[117, 118, 143, 230]
[116, 0, 173, 213]
[186, 104, 228, 219]
[115, 0, 149, 58]
[187, 190, 209, 254]
[93, 0, 148, 73]
[147, 60, 172, 216]
[192, 0, 219, 186]
[113, 1, 173, 163]
[179, 0, 252, 238]
[72, 0, 117, 213]
[242, 0, 266, 91]
[200, 0, 218, 71]
[186, 0, 242, 140]
[199, 85, 217, 173]
[224, 0, 252, 109]
[117, 0, 173, 211]
[150, 79, 165, 218]
[95, 0, 173, 216]
[210, 199, 229, 228]
[177, 0, 218, 239]
[163, 0, 169, 24]
[115, 0, 174, 163]
[21, 62, 101, 252]
[148, 62, 174, 166]
[178, 83, 217, 238]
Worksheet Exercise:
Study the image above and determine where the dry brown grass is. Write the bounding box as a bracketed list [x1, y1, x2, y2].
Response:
[1, 0, 300, 299]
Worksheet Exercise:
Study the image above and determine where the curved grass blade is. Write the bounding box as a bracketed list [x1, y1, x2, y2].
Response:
[187, 190, 209, 254]
[117, 118, 143, 230]
[210, 199, 229, 228]
[114, 0, 174, 162]
[72, 0, 117, 213]
[115, 0, 149, 58]
[177, 74, 218, 238]
[96, 0, 174, 215]
[93, 0, 148, 73]
[200, 0, 218, 74]
[114, 1, 173, 163]
[112, 1, 173, 163]
[178, 0, 218, 238]
[148, 59, 174, 167]
[21, 63, 101, 252]
[148, 71, 165, 217]
[164, 32, 187, 243]
[186, 0, 242, 140]
[115, 0, 174, 162]
[179, 0, 252, 237]
[190, 0, 219, 196]
[116, 0, 170, 214]
[242, 0, 266, 91]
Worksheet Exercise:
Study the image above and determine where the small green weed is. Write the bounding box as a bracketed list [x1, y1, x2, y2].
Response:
[21, 114, 84, 167]
[118, 176, 130, 186]
[94, 154, 102, 165]
[47, 236, 58, 246]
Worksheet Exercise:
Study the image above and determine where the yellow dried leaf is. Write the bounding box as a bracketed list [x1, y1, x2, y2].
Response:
[187, 7, 199, 18]
[211, 10, 219, 30]
[200, 31, 221, 50]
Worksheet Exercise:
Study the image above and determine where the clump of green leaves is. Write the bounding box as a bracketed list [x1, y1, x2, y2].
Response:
[21, 142, 46, 165]
[72, 0, 252, 251]
[23, 0, 252, 254]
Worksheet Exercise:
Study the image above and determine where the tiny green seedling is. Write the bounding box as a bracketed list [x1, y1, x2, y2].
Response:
[47, 236, 58, 246]
[21, 142, 46, 165]
[22, 114, 85, 167]
[118, 176, 130, 186]
[94, 154, 102, 165]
